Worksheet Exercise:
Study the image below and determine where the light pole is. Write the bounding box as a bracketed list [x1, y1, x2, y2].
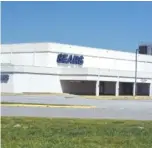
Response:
[134, 48, 139, 96]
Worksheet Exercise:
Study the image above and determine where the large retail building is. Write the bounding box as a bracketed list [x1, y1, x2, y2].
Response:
[1, 42, 152, 96]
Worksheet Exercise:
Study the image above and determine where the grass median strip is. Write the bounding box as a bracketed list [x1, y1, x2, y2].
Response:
[1, 117, 152, 148]
[1, 102, 96, 108]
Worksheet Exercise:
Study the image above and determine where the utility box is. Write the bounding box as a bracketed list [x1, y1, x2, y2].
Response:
[139, 44, 152, 55]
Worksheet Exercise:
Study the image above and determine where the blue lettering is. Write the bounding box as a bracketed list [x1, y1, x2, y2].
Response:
[62, 54, 68, 63]
[75, 56, 79, 64]
[71, 56, 76, 64]
[1, 74, 9, 83]
[67, 55, 73, 64]
[57, 54, 84, 65]
[78, 56, 84, 65]
[57, 54, 63, 63]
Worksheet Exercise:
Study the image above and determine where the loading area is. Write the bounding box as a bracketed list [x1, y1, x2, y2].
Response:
[60, 80, 151, 96]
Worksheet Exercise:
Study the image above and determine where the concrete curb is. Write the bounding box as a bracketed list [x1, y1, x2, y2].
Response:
[1, 104, 96, 109]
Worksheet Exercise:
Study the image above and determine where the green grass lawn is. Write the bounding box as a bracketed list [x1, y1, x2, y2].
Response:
[1, 117, 152, 148]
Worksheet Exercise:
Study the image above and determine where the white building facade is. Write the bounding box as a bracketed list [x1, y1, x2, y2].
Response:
[1, 42, 152, 96]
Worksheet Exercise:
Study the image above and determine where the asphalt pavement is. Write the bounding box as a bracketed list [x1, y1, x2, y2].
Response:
[1, 95, 152, 120]
[2, 106, 152, 120]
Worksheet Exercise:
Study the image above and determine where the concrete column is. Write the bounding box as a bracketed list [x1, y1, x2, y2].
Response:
[115, 81, 119, 96]
[149, 83, 152, 97]
[96, 80, 100, 96]
[133, 82, 136, 96]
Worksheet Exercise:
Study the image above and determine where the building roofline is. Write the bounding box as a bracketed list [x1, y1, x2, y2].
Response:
[1, 41, 135, 54]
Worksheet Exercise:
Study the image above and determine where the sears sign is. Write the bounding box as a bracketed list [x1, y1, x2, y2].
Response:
[57, 53, 84, 65]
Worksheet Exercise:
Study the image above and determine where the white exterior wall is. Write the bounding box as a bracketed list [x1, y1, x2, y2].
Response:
[2, 51, 152, 72]
[0, 72, 63, 93]
[1, 42, 152, 72]
[1, 42, 152, 94]
[13, 74, 62, 93]
[1, 52, 50, 67]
